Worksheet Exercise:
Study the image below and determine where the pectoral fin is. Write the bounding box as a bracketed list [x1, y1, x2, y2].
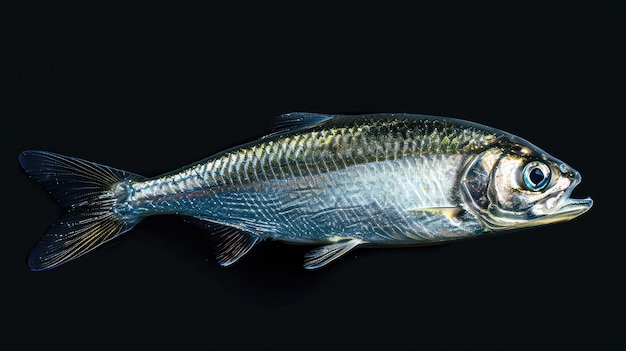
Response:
[406, 206, 464, 219]
[303, 239, 363, 270]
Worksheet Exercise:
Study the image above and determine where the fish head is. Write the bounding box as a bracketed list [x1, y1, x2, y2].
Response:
[460, 136, 593, 232]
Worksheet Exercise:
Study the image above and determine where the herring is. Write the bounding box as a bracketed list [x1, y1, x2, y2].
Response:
[19, 113, 593, 271]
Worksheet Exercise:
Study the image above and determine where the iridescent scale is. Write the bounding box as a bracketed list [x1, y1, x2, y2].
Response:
[123, 114, 497, 244]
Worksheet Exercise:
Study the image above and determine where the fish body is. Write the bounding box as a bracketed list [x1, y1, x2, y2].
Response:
[19, 113, 592, 270]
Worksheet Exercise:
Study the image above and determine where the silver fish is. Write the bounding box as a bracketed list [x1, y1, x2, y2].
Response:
[19, 113, 592, 271]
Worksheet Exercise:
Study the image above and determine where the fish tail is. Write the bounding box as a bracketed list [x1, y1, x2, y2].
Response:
[19, 150, 146, 271]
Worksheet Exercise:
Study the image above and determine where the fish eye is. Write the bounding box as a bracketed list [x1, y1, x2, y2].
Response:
[522, 161, 551, 191]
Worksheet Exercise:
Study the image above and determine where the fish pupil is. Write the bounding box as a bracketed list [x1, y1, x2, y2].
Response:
[529, 168, 545, 185]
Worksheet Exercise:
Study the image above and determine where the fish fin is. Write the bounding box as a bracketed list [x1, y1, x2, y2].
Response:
[303, 239, 363, 270]
[264, 112, 335, 138]
[19, 150, 145, 271]
[406, 206, 464, 219]
[206, 223, 262, 266]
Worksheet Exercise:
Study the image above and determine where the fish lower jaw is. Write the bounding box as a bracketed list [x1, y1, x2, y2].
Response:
[479, 195, 592, 231]
[556, 197, 593, 215]
[535, 196, 593, 223]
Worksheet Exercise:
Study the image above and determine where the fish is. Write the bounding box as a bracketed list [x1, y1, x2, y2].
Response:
[19, 113, 593, 271]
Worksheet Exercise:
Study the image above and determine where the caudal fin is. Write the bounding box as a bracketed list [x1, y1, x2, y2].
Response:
[19, 151, 146, 271]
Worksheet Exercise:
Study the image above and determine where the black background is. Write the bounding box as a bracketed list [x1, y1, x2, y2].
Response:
[2, 1, 623, 350]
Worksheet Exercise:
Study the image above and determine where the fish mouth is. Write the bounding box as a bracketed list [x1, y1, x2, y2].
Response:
[539, 172, 593, 223]
[546, 196, 593, 221]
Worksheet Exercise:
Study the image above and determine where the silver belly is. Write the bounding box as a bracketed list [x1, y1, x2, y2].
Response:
[191, 154, 485, 244]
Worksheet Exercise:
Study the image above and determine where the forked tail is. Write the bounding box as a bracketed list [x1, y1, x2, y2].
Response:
[19, 150, 146, 271]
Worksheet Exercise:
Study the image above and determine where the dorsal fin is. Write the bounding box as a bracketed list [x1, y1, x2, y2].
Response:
[264, 112, 335, 138]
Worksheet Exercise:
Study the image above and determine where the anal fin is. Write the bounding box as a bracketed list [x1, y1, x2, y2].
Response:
[211, 225, 261, 266]
[303, 239, 363, 270]
[189, 219, 262, 267]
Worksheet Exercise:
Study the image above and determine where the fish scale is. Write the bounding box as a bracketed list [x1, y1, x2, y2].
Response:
[122, 115, 497, 243]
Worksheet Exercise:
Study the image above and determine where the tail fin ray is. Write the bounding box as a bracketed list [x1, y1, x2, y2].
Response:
[19, 150, 145, 271]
